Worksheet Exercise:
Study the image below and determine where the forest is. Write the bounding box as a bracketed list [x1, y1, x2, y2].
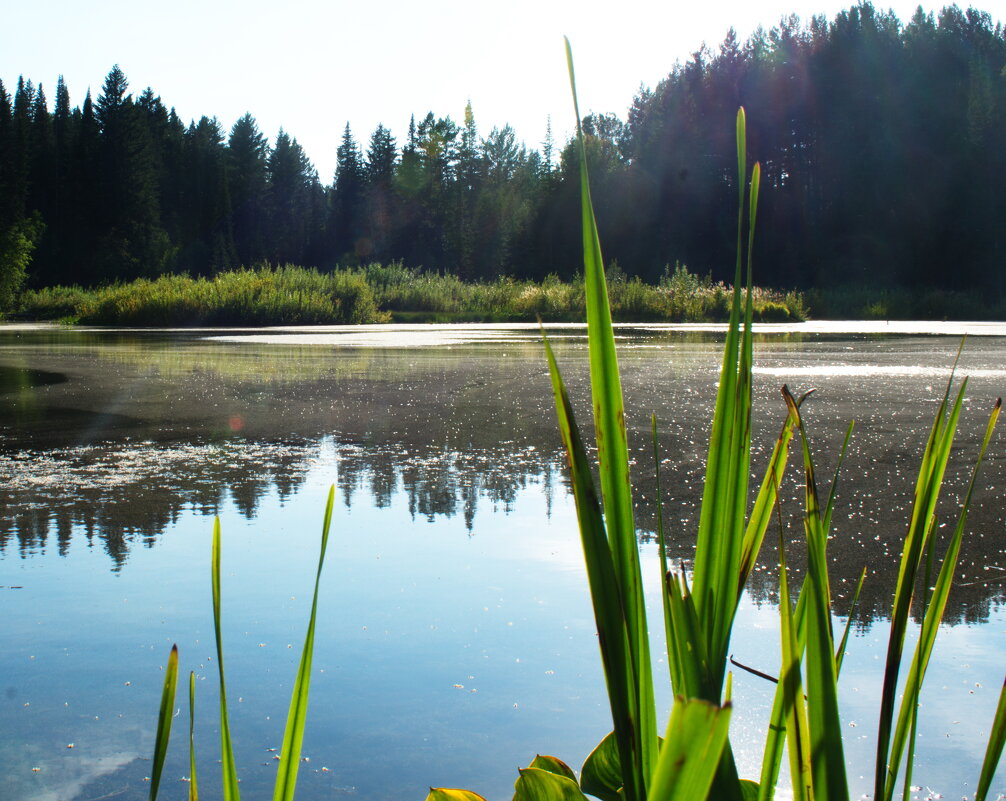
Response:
[1, 2, 1005, 312]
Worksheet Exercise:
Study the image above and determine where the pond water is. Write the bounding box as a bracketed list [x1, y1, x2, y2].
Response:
[1, 321, 1005, 801]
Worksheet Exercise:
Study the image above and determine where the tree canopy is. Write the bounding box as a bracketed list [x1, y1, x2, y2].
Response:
[1, 3, 1005, 309]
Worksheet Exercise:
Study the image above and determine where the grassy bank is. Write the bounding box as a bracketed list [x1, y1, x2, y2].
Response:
[16, 262, 807, 326]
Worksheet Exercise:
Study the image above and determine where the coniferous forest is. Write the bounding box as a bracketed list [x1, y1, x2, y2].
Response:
[2, 3, 1005, 314]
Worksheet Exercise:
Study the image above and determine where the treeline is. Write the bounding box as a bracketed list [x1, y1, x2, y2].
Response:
[2, 2, 1005, 306]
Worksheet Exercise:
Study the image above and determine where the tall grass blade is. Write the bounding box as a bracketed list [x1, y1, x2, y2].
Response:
[882, 398, 1001, 801]
[150, 644, 179, 801]
[874, 379, 967, 798]
[739, 402, 804, 595]
[776, 535, 811, 801]
[784, 386, 849, 801]
[272, 485, 336, 801]
[692, 114, 760, 692]
[189, 670, 199, 801]
[212, 519, 242, 801]
[653, 415, 675, 684]
[565, 37, 656, 797]
[835, 567, 866, 675]
[543, 331, 640, 801]
[976, 674, 1006, 801]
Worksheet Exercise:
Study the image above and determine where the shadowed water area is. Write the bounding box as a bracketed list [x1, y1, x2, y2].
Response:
[1, 322, 1004, 800]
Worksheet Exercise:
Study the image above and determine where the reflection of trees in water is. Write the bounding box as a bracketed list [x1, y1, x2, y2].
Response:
[2, 327, 1005, 623]
[0, 440, 315, 569]
[334, 443, 560, 529]
[0, 436, 568, 571]
[1, 427, 1004, 623]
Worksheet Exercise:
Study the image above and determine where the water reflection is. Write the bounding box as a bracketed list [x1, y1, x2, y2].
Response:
[1, 324, 1005, 624]
[0, 437, 565, 570]
[3, 324, 1006, 800]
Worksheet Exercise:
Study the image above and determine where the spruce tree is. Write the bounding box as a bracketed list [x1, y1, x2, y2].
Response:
[329, 122, 365, 264]
[227, 113, 270, 266]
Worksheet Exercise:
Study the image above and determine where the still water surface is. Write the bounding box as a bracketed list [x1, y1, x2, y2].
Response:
[1, 322, 1005, 801]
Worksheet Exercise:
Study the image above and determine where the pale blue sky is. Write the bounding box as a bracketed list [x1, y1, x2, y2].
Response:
[5, 0, 957, 182]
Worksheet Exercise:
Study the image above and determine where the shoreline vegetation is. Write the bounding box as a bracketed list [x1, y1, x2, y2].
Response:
[14, 262, 808, 326]
[6, 5, 1006, 323]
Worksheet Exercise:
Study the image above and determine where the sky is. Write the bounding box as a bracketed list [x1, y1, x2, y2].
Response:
[3, 0, 983, 182]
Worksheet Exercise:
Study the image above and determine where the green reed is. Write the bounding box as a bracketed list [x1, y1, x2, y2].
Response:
[424, 39, 1006, 801]
[148, 487, 334, 801]
[141, 39, 1006, 801]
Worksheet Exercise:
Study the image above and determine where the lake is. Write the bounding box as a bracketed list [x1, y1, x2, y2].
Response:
[1, 321, 1005, 801]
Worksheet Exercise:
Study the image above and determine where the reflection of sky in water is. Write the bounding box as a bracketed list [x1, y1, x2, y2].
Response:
[3, 453, 1005, 800]
[2, 323, 1006, 799]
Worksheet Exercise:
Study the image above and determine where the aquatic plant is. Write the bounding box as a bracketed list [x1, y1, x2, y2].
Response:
[142, 40, 1006, 801]
[148, 488, 334, 801]
[422, 39, 1006, 801]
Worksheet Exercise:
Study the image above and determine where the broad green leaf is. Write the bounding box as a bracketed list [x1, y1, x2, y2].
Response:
[740, 780, 760, 801]
[149, 644, 179, 801]
[273, 485, 335, 801]
[649, 698, 732, 801]
[529, 755, 578, 784]
[514, 766, 591, 801]
[976, 673, 1006, 801]
[426, 789, 489, 801]
[580, 732, 622, 801]
[212, 519, 241, 801]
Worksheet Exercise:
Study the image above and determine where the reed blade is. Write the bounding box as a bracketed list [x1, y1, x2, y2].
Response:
[212, 519, 241, 801]
[835, 567, 867, 676]
[777, 536, 812, 801]
[739, 410, 797, 595]
[875, 379, 967, 798]
[189, 670, 199, 801]
[272, 485, 335, 801]
[150, 644, 179, 801]
[565, 36, 657, 795]
[544, 331, 642, 801]
[653, 415, 676, 685]
[784, 387, 849, 801]
[692, 111, 758, 690]
[882, 398, 1000, 801]
[976, 673, 1006, 801]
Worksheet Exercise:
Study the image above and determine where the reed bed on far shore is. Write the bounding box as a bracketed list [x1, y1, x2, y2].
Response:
[16, 262, 806, 326]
